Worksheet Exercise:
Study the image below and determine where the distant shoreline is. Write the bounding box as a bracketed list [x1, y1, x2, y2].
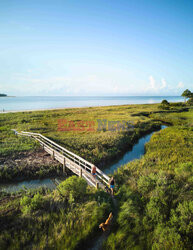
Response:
[0, 96, 184, 114]
[0, 106, 85, 114]
[0, 103, 146, 114]
[0, 96, 16, 97]
[0, 101, 182, 114]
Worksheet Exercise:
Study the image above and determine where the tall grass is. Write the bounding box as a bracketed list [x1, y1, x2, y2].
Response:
[0, 176, 111, 250]
[104, 108, 193, 249]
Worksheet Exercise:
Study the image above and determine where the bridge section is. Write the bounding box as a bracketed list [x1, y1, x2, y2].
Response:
[13, 130, 110, 189]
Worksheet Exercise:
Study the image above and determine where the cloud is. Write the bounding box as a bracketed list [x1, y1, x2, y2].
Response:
[177, 82, 184, 89]
[145, 77, 186, 96]
[160, 78, 167, 89]
[146, 76, 168, 93]
[149, 75, 156, 89]
[5, 69, 186, 96]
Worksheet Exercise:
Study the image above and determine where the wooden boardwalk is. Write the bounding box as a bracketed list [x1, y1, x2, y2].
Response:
[13, 130, 110, 189]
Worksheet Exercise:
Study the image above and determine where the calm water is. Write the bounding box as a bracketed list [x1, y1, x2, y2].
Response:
[0, 126, 166, 192]
[0, 178, 56, 193]
[104, 125, 167, 175]
[0, 96, 183, 112]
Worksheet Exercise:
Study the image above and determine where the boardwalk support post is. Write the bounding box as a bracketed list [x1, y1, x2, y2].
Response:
[13, 130, 110, 190]
[80, 168, 82, 177]
[96, 182, 99, 189]
[63, 158, 66, 173]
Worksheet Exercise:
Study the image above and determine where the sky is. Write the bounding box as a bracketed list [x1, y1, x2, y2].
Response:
[0, 0, 193, 96]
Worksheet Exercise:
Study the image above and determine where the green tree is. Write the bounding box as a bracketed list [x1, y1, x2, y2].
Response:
[161, 99, 170, 105]
[181, 89, 192, 102]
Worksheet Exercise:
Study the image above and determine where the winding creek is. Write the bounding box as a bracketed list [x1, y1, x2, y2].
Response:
[104, 125, 167, 175]
[0, 125, 167, 193]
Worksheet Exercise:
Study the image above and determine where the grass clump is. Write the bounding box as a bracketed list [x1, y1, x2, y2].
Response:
[20, 192, 43, 214]
[0, 176, 111, 250]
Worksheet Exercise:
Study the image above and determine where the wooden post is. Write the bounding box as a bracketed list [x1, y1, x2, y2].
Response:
[52, 150, 55, 159]
[79, 168, 82, 177]
[96, 182, 99, 189]
[63, 158, 66, 173]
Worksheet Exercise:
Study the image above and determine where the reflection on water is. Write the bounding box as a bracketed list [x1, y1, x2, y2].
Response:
[0, 178, 56, 193]
[104, 125, 167, 175]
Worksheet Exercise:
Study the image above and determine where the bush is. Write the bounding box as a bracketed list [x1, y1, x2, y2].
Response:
[170, 102, 185, 107]
[20, 192, 43, 214]
[137, 173, 157, 195]
[170, 201, 193, 236]
[158, 105, 170, 110]
[175, 162, 193, 179]
[57, 176, 87, 203]
[161, 99, 170, 105]
[152, 224, 184, 250]
[187, 98, 193, 105]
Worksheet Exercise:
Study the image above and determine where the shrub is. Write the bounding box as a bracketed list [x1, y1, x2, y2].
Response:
[170, 102, 185, 107]
[137, 173, 157, 195]
[57, 176, 87, 203]
[170, 201, 193, 236]
[158, 105, 170, 110]
[161, 99, 170, 105]
[175, 162, 193, 179]
[187, 97, 193, 105]
[20, 192, 43, 214]
[152, 224, 184, 250]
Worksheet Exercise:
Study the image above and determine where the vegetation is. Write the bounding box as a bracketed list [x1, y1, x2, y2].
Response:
[0, 104, 165, 171]
[104, 108, 193, 249]
[181, 89, 193, 102]
[187, 97, 193, 105]
[0, 161, 62, 182]
[0, 176, 112, 249]
[159, 99, 170, 110]
[1, 96, 193, 249]
[0, 93, 7, 97]
[161, 99, 170, 105]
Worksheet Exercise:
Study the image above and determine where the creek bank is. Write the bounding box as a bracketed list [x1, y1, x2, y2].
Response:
[82, 125, 168, 250]
[104, 125, 167, 175]
[98, 121, 162, 169]
[0, 149, 62, 183]
[0, 122, 165, 191]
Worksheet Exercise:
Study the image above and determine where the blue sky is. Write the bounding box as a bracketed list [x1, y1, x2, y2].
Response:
[0, 0, 193, 96]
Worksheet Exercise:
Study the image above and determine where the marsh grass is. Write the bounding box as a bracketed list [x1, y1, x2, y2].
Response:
[0, 103, 172, 166]
[0, 176, 111, 250]
[104, 108, 193, 249]
[1, 103, 193, 249]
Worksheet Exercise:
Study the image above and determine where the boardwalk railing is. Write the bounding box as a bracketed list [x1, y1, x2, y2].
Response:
[13, 130, 110, 189]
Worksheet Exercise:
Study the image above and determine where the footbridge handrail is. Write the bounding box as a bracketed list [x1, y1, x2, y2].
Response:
[12, 130, 110, 188]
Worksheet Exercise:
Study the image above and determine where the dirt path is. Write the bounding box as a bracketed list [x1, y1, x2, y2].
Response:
[87, 196, 118, 250]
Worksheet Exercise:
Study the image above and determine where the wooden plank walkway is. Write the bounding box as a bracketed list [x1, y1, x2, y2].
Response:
[12, 130, 110, 189]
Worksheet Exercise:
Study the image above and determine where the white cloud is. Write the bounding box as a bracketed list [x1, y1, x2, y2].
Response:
[145, 76, 173, 94]
[4, 68, 186, 96]
[149, 75, 156, 89]
[177, 82, 184, 89]
[160, 78, 167, 89]
[146, 76, 168, 93]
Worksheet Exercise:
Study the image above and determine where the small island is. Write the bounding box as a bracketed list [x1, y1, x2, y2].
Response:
[0, 93, 7, 97]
